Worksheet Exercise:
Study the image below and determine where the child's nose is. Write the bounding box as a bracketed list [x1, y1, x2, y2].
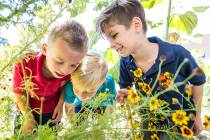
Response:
[61, 66, 72, 75]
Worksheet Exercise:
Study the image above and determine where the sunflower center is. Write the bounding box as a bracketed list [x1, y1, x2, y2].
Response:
[184, 128, 191, 135]
[177, 114, 183, 119]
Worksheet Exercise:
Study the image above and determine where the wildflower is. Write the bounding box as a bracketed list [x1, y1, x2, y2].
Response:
[180, 125, 193, 138]
[138, 82, 151, 95]
[134, 132, 143, 140]
[133, 68, 143, 78]
[98, 93, 106, 99]
[148, 122, 156, 131]
[127, 88, 141, 104]
[158, 72, 174, 90]
[151, 133, 159, 140]
[159, 74, 166, 82]
[149, 98, 162, 111]
[185, 86, 192, 96]
[172, 110, 189, 126]
[203, 115, 210, 130]
[163, 72, 171, 78]
[172, 98, 179, 104]
[133, 120, 141, 128]
[83, 111, 89, 119]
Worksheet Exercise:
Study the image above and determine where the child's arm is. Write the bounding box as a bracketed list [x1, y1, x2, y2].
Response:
[52, 89, 65, 123]
[65, 103, 74, 116]
[15, 94, 36, 134]
[192, 84, 204, 136]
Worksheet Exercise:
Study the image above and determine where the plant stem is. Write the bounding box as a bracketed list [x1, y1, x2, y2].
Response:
[165, 0, 172, 40]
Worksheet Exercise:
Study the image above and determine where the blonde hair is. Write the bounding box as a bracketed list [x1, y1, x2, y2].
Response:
[71, 51, 108, 90]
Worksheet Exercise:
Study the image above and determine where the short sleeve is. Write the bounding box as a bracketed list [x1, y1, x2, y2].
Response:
[180, 51, 206, 85]
[64, 82, 76, 104]
[106, 75, 117, 104]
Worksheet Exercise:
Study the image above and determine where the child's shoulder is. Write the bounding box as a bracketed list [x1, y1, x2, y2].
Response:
[105, 74, 115, 82]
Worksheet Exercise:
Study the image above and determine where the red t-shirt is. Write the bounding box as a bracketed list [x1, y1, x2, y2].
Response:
[13, 52, 69, 114]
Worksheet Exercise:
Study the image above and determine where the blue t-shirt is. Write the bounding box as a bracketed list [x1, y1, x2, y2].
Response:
[119, 36, 206, 127]
[65, 75, 117, 107]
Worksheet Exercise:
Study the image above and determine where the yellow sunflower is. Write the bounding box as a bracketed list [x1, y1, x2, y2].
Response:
[180, 125, 193, 138]
[149, 98, 162, 111]
[127, 88, 141, 104]
[172, 110, 189, 126]
[151, 133, 159, 140]
[203, 115, 210, 130]
[133, 68, 143, 78]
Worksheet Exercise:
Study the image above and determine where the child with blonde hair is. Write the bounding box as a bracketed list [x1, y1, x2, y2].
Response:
[65, 51, 116, 114]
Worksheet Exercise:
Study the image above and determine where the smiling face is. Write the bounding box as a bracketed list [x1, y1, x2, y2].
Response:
[42, 38, 87, 79]
[103, 18, 143, 57]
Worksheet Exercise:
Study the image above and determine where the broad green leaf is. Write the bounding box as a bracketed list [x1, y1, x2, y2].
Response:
[193, 6, 210, 13]
[170, 11, 197, 35]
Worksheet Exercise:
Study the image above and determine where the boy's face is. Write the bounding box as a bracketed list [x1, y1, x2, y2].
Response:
[103, 18, 142, 57]
[43, 38, 86, 79]
[72, 81, 104, 100]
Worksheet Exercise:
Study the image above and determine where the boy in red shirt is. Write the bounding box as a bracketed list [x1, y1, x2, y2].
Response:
[13, 20, 88, 134]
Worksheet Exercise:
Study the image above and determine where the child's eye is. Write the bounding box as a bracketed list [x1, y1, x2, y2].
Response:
[56, 61, 64, 64]
[70, 64, 77, 68]
[112, 33, 118, 39]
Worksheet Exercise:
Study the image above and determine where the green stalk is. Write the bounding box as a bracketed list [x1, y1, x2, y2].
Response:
[165, 0, 172, 40]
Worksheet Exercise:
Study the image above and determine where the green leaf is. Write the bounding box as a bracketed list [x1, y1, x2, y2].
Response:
[104, 48, 119, 64]
[193, 6, 210, 13]
[68, 0, 88, 17]
[170, 11, 197, 35]
[147, 20, 164, 28]
[141, 0, 163, 9]
[89, 31, 100, 48]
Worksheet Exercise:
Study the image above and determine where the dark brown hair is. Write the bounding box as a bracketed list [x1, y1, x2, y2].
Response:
[96, 0, 147, 35]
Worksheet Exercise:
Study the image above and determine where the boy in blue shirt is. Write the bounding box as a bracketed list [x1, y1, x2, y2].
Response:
[64, 52, 116, 115]
[96, 0, 206, 139]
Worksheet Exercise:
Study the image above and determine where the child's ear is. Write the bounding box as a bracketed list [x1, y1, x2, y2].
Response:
[41, 42, 48, 55]
[132, 17, 142, 33]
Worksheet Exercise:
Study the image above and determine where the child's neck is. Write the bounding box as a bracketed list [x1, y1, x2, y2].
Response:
[132, 40, 159, 73]
[42, 58, 55, 79]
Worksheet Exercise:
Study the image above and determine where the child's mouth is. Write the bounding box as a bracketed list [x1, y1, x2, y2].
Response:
[116, 46, 123, 53]
[55, 72, 65, 77]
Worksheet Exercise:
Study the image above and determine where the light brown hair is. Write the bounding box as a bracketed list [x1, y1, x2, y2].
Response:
[48, 20, 88, 51]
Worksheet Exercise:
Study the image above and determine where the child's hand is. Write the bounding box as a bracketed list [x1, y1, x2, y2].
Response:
[21, 116, 36, 134]
[116, 88, 128, 103]
[193, 115, 203, 136]
[52, 103, 63, 123]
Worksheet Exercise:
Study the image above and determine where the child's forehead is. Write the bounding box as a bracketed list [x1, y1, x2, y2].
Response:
[103, 21, 120, 34]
